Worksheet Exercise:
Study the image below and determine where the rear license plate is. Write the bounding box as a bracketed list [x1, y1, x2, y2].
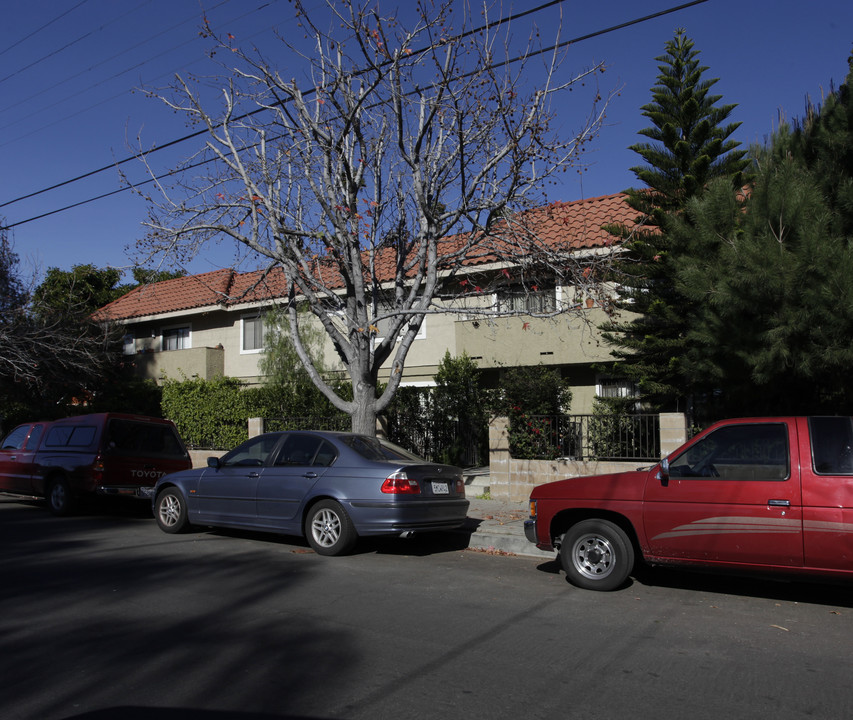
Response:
[431, 482, 449, 495]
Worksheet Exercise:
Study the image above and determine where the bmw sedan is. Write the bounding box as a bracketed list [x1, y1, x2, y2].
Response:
[152, 430, 469, 555]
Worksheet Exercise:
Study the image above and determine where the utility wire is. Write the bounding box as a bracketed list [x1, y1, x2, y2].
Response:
[0, 0, 90, 59]
[1, 0, 709, 229]
[0, 1, 156, 86]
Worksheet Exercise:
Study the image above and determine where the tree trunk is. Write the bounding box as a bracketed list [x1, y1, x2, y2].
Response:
[350, 382, 378, 435]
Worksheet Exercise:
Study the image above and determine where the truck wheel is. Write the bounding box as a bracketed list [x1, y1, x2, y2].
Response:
[560, 519, 634, 591]
[46, 477, 75, 517]
[305, 500, 357, 556]
[155, 488, 190, 533]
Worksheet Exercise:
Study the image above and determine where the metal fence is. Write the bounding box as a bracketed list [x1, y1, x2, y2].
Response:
[264, 415, 351, 433]
[510, 413, 660, 462]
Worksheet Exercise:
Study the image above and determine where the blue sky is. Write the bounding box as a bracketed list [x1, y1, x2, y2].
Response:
[1, 0, 851, 282]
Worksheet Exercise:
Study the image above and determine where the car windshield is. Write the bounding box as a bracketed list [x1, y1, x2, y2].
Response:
[342, 435, 424, 463]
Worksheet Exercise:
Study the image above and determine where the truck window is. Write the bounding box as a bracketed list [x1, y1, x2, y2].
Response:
[2, 425, 30, 450]
[105, 419, 187, 459]
[669, 423, 789, 481]
[809, 416, 853, 475]
[44, 425, 97, 448]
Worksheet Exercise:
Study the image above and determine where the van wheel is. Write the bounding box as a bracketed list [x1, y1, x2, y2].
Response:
[155, 488, 190, 533]
[305, 500, 357, 556]
[46, 477, 75, 517]
[560, 519, 634, 591]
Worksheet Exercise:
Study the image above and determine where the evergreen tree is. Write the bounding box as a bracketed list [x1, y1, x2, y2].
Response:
[601, 29, 748, 410]
[675, 53, 853, 417]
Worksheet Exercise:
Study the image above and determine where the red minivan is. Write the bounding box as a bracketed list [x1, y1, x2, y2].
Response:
[0, 413, 191, 515]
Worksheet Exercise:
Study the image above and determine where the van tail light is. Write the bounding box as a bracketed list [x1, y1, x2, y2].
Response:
[381, 471, 421, 494]
[92, 455, 105, 482]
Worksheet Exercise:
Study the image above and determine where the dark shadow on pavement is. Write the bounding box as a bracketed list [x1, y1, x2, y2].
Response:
[64, 707, 332, 719]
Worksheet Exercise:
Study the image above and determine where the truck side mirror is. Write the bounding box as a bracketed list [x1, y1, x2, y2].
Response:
[657, 458, 670, 486]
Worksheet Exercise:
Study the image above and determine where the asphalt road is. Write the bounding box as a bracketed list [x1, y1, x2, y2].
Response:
[2, 497, 853, 720]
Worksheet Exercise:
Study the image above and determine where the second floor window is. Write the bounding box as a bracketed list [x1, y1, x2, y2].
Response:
[163, 327, 190, 351]
[242, 315, 265, 352]
[496, 286, 556, 314]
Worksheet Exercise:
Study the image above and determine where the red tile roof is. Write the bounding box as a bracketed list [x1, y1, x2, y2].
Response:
[96, 193, 635, 322]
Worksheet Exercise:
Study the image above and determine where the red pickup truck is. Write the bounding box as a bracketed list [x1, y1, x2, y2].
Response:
[525, 416, 853, 590]
[0, 413, 191, 515]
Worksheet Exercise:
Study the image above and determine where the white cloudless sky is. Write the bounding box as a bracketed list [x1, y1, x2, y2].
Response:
[1, 0, 851, 281]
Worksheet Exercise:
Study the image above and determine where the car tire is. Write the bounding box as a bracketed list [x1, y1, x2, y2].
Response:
[46, 476, 75, 517]
[560, 519, 634, 591]
[305, 499, 357, 556]
[155, 488, 190, 534]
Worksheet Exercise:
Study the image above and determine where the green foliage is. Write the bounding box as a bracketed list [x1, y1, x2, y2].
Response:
[498, 365, 572, 460]
[161, 376, 255, 449]
[601, 29, 749, 410]
[672, 52, 853, 418]
[588, 397, 646, 460]
[33, 264, 125, 318]
[258, 307, 348, 417]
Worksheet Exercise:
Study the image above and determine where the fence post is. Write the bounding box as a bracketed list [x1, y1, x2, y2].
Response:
[248, 417, 265, 439]
[488, 416, 511, 499]
[658, 413, 687, 457]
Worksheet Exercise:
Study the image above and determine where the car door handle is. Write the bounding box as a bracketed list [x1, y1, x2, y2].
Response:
[248, 472, 260, 478]
[303, 472, 318, 479]
[768, 499, 790, 507]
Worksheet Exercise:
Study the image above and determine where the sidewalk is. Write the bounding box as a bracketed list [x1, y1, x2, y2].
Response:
[459, 495, 554, 559]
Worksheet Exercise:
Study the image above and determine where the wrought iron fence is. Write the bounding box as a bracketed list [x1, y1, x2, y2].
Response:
[509, 413, 660, 461]
[264, 415, 351, 433]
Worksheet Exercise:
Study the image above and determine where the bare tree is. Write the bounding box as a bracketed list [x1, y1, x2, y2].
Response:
[136, 0, 616, 434]
[0, 223, 121, 402]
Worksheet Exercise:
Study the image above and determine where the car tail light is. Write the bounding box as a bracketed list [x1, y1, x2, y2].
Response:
[455, 479, 465, 495]
[381, 471, 421, 494]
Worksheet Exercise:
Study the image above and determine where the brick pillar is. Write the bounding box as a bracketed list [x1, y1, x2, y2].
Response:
[248, 417, 265, 439]
[659, 412, 687, 457]
[489, 416, 511, 499]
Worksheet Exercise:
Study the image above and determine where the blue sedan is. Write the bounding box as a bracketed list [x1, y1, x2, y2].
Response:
[152, 431, 469, 555]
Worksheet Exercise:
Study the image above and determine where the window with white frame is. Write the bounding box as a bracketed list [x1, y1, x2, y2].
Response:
[162, 326, 190, 351]
[242, 314, 265, 353]
[374, 299, 426, 342]
[122, 333, 135, 355]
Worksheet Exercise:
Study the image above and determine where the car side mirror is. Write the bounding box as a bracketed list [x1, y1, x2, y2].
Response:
[657, 457, 670, 486]
[207, 456, 221, 469]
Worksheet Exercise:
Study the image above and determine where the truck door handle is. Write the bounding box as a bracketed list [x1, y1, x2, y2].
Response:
[768, 499, 790, 507]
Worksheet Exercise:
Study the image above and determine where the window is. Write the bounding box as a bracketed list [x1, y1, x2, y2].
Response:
[44, 425, 98, 448]
[373, 299, 426, 342]
[274, 434, 337, 467]
[669, 423, 789, 481]
[242, 315, 265, 353]
[810, 416, 853, 475]
[122, 334, 135, 355]
[596, 377, 637, 399]
[496, 286, 556, 314]
[221, 434, 281, 467]
[162, 326, 190, 351]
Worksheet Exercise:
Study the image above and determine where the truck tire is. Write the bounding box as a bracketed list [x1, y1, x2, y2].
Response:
[155, 488, 191, 533]
[46, 476, 75, 517]
[560, 519, 634, 591]
[305, 499, 357, 556]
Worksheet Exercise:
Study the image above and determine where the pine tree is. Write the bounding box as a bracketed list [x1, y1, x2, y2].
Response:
[675, 53, 853, 417]
[601, 29, 748, 410]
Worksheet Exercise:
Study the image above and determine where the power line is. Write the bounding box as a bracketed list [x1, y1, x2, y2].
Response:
[1, 0, 710, 229]
[0, 0, 90, 59]
[0, 1, 156, 86]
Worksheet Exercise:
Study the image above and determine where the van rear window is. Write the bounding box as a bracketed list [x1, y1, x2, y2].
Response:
[45, 426, 97, 448]
[105, 420, 187, 459]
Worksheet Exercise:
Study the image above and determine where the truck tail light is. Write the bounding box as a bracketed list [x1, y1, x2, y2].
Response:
[381, 471, 421, 494]
[92, 455, 105, 482]
[529, 499, 537, 519]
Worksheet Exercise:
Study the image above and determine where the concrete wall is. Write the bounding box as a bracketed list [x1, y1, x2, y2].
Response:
[488, 413, 688, 502]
